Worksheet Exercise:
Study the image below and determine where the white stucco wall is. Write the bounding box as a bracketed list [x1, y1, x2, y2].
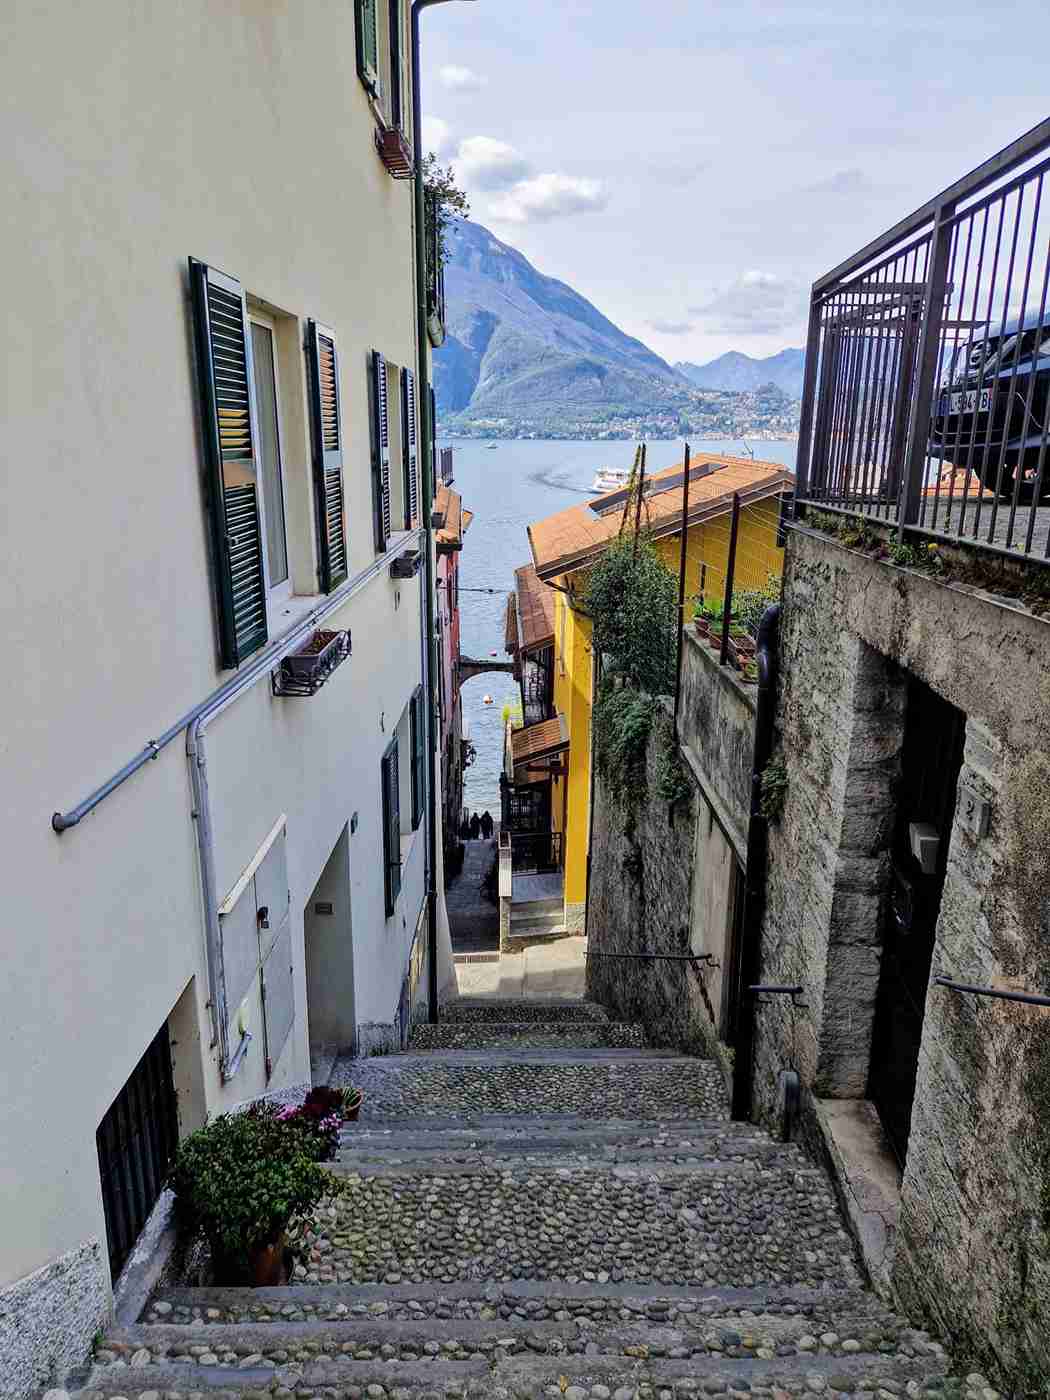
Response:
[1, 3, 443, 1388]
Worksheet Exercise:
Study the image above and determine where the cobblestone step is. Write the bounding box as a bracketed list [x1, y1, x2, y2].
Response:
[407, 1022, 649, 1052]
[441, 998, 610, 1024]
[334, 1142, 806, 1171]
[96, 1308, 946, 1366]
[333, 1056, 729, 1121]
[337, 1118, 776, 1150]
[293, 1158, 854, 1289]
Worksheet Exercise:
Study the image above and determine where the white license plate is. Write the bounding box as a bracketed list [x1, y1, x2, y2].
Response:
[939, 387, 992, 416]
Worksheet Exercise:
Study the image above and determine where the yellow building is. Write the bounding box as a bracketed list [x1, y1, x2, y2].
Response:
[505, 453, 793, 934]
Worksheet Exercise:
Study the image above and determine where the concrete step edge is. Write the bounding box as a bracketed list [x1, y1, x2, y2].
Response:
[71, 1356, 489, 1395]
[327, 1157, 812, 1179]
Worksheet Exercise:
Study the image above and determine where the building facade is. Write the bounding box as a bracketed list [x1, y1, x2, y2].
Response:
[2, 3, 454, 1394]
[504, 454, 791, 937]
[434, 473, 472, 852]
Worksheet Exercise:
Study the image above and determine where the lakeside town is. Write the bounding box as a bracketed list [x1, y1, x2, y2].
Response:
[3, 5, 1050, 1400]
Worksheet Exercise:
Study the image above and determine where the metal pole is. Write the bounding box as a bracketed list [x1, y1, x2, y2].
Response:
[719, 493, 741, 666]
[793, 299, 823, 507]
[632, 443, 647, 559]
[673, 442, 692, 731]
[411, 0, 444, 1023]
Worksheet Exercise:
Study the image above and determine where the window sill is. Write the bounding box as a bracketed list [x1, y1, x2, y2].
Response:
[268, 592, 326, 641]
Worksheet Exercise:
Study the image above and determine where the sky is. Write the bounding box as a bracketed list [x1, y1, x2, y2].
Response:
[420, 0, 1049, 368]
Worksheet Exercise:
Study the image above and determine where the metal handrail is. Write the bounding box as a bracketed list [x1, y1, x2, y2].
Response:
[934, 975, 1050, 1009]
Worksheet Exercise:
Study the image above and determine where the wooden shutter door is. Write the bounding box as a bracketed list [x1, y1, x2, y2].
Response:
[401, 367, 418, 529]
[369, 350, 391, 551]
[381, 738, 402, 915]
[355, 0, 379, 94]
[306, 321, 348, 592]
[410, 684, 426, 829]
[189, 258, 268, 668]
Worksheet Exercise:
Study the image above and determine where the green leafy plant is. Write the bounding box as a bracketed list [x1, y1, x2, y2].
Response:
[655, 722, 692, 805]
[422, 153, 470, 269]
[732, 573, 781, 637]
[169, 1103, 346, 1263]
[583, 535, 678, 695]
[501, 699, 524, 729]
[593, 681, 657, 810]
[759, 755, 789, 823]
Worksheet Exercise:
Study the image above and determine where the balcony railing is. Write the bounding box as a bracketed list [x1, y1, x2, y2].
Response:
[795, 118, 1050, 562]
[439, 446, 454, 486]
[510, 831, 563, 874]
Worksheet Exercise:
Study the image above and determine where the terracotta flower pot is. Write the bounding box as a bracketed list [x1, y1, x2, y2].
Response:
[343, 1092, 364, 1122]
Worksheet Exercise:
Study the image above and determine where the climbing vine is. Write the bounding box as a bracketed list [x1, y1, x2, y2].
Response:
[583, 535, 678, 694]
[592, 681, 655, 811]
[759, 754, 788, 822]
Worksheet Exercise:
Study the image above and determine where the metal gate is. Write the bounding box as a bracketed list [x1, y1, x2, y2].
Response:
[96, 1023, 179, 1281]
[868, 677, 964, 1168]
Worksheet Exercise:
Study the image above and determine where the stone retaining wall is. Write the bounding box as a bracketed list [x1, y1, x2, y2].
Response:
[759, 524, 1050, 1387]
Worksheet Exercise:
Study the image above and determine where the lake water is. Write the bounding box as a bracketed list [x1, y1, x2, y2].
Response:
[448, 437, 799, 817]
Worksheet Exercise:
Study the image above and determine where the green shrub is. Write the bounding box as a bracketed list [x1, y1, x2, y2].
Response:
[169, 1103, 346, 1259]
[759, 755, 788, 823]
[583, 536, 678, 695]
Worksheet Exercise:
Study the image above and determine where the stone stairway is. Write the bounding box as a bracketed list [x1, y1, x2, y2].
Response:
[69, 997, 998, 1400]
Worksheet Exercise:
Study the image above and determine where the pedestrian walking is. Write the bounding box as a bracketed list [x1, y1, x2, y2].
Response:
[469, 812, 481, 840]
[480, 810, 494, 840]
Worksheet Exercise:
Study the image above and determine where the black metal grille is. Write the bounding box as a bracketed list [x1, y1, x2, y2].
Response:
[797, 118, 1050, 561]
[96, 1024, 179, 1282]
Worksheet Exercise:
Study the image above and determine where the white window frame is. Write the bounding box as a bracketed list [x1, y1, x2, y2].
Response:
[247, 308, 293, 608]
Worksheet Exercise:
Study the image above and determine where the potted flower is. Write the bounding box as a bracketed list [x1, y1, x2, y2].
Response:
[341, 1085, 364, 1122]
[169, 1103, 346, 1287]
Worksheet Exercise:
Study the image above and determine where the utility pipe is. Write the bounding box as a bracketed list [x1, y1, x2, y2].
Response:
[731, 602, 780, 1122]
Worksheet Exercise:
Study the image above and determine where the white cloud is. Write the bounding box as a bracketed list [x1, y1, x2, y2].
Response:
[422, 116, 454, 158]
[803, 167, 870, 196]
[488, 173, 608, 224]
[455, 136, 532, 191]
[647, 318, 694, 336]
[690, 270, 804, 337]
[439, 64, 487, 92]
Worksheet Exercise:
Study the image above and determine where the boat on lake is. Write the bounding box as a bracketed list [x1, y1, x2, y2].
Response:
[590, 467, 630, 493]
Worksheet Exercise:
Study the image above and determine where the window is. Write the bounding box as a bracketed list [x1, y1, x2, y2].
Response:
[190, 258, 269, 668]
[250, 315, 290, 597]
[305, 321, 348, 592]
[356, 0, 405, 131]
[409, 685, 426, 830]
[380, 737, 402, 915]
[400, 367, 419, 529]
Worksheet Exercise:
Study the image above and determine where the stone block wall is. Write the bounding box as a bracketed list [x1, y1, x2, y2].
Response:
[759, 523, 1050, 1387]
[588, 647, 757, 1066]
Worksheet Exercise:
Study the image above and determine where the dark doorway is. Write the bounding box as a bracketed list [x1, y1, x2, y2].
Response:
[96, 1024, 180, 1281]
[869, 676, 965, 1169]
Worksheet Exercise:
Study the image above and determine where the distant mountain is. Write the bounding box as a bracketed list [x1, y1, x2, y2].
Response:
[676, 349, 805, 398]
[434, 221, 701, 437]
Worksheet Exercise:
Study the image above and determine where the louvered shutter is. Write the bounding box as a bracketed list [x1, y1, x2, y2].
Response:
[189, 258, 268, 668]
[369, 350, 391, 551]
[429, 385, 437, 505]
[401, 367, 419, 529]
[306, 321, 348, 592]
[355, 0, 379, 94]
[381, 738, 402, 915]
[410, 684, 425, 830]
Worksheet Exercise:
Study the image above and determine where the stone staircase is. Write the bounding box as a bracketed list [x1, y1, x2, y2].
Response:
[507, 896, 568, 944]
[69, 997, 998, 1400]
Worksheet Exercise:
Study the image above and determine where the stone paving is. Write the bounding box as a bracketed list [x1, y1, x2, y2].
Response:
[70, 997, 999, 1400]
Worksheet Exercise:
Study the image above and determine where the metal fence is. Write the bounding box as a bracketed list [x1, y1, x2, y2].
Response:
[439, 446, 454, 486]
[510, 830, 563, 874]
[797, 118, 1050, 562]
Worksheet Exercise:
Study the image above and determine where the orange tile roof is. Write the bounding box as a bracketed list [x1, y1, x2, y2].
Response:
[527, 452, 794, 580]
[513, 564, 556, 653]
[510, 716, 569, 768]
[435, 483, 466, 549]
[923, 462, 994, 499]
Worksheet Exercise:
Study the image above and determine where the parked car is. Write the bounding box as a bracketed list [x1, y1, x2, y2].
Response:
[930, 312, 1050, 501]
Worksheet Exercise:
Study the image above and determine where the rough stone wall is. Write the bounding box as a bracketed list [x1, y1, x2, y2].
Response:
[587, 698, 725, 1062]
[0, 1238, 109, 1400]
[760, 524, 1050, 1387]
[678, 630, 755, 853]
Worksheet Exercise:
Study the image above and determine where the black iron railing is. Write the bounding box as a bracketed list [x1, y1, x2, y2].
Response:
[510, 830, 563, 874]
[796, 118, 1050, 561]
[439, 446, 454, 486]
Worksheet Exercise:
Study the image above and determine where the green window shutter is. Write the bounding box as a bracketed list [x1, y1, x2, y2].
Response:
[387, 0, 403, 130]
[369, 350, 391, 551]
[381, 738, 402, 915]
[355, 0, 379, 95]
[305, 320, 348, 592]
[189, 257, 268, 668]
[428, 385, 437, 506]
[401, 367, 418, 529]
[410, 684, 426, 830]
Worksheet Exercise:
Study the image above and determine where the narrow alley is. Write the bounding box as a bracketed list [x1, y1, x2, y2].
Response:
[76, 985, 996, 1400]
